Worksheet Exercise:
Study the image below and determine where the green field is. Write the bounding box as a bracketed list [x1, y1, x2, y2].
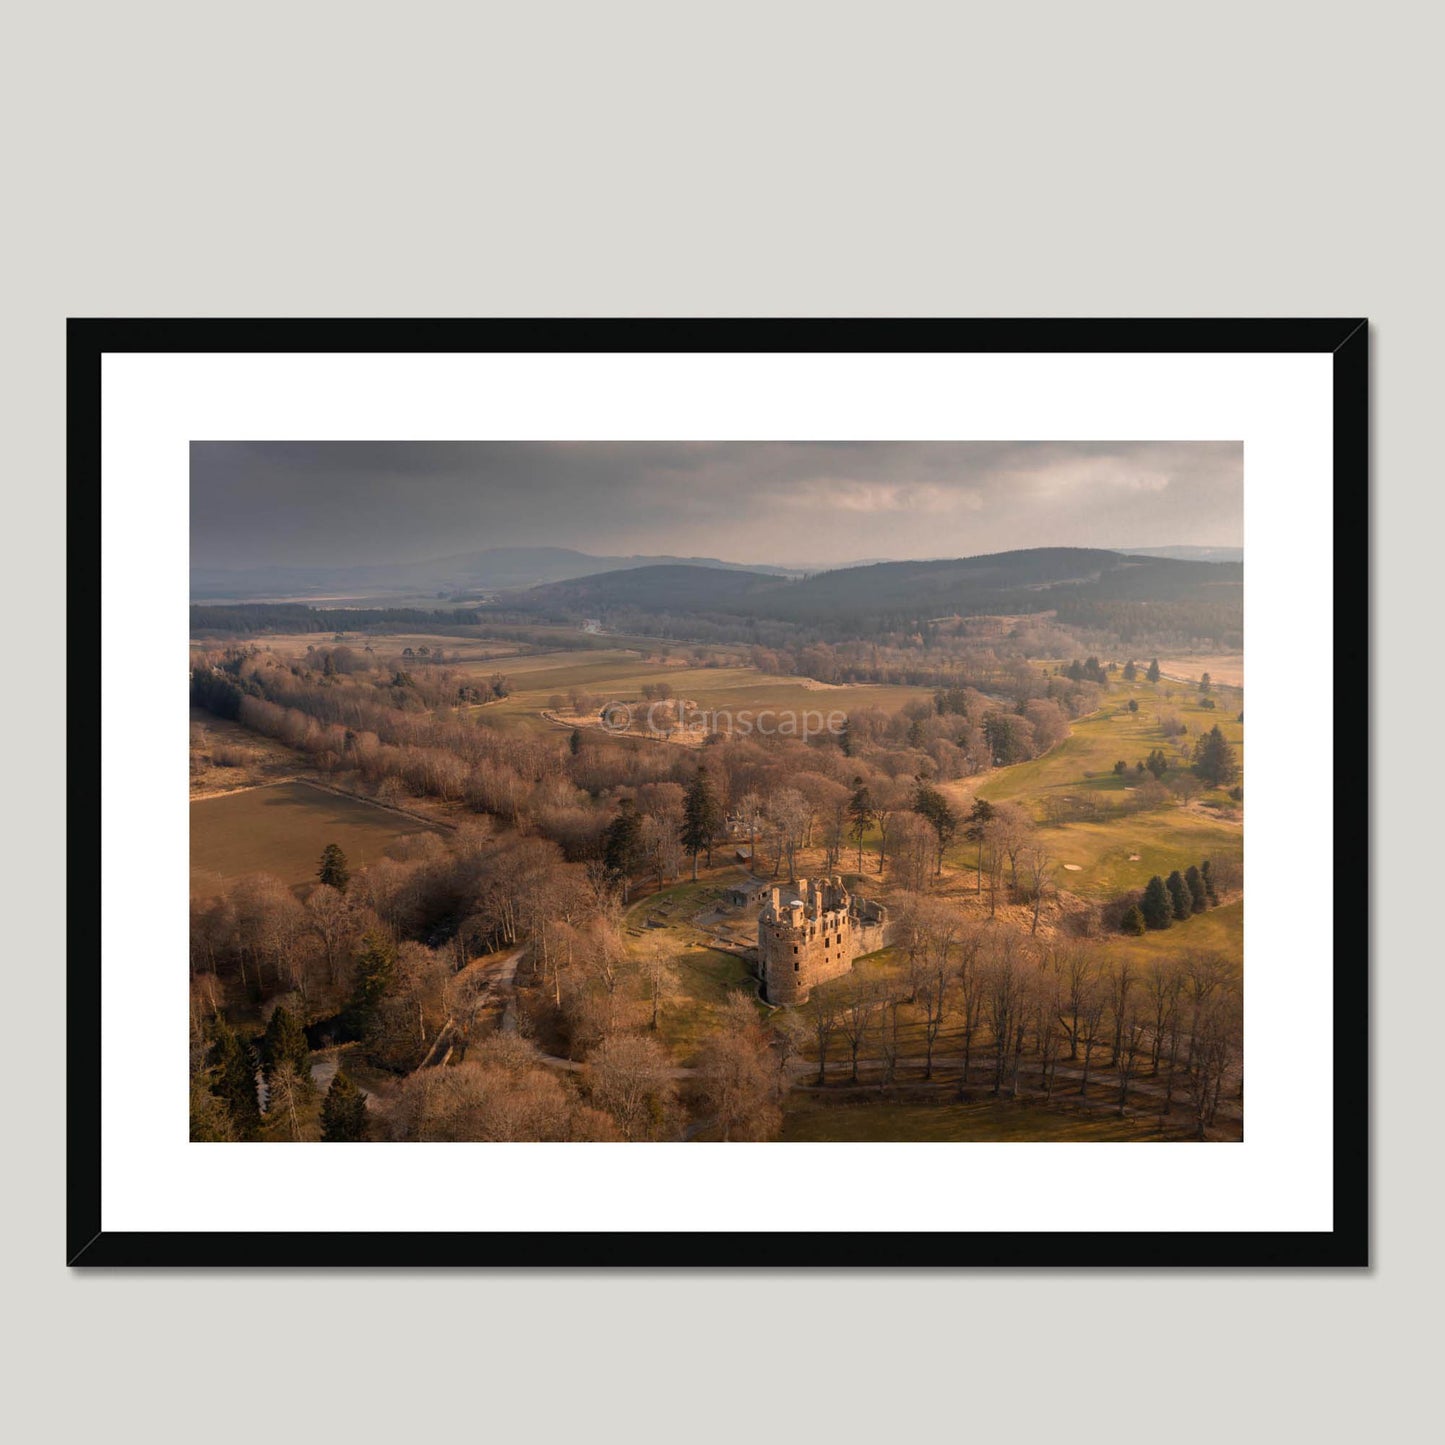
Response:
[190, 781, 442, 897]
[1111, 898, 1243, 962]
[948, 673, 1244, 900]
[782, 1096, 1175, 1142]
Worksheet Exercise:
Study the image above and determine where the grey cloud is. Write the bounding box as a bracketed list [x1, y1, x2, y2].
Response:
[191, 440, 1242, 569]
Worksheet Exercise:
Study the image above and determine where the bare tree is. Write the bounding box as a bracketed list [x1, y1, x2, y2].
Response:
[1182, 991, 1242, 1139]
[585, 1033, 679, 1141]
[954, 926, 987, 1093]
[694, 993, 782, 1140]
[1020, 844, 1055, 935]
[1114, 1012, 1147, 1116]
[1109, 957, 1137, 1065]
[802, 991, 839, 1086]
[837, 981, 877, 1084]
[1076, 974, 1109, 1097]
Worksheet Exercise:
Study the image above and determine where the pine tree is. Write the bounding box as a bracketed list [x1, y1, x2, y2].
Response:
[907, 717, 926, 748]
[209, 1017, 261, 1137]
[846, 779, 875, 873]
[343, 932, 397, 1041]
[838, 716, 854, 757]
[1192, 725, 1240, 787]
[569, 728, 582, 756]
[1201, 859, 1219, 905]
[1185, 864, 1208, 914]
[914, 782, 958, 875]
[190, 1067, 236, 1141]
[1145, 748, 1169, 780]
[1140, 875, 1174, 930]
[1146, 658, 1161, 683]
[1166, 870, 1191, 921]
[263, 1004, 312, 1089]
[1123, 660, 1137, 682]
[1121, 904, 1147, 936]
[317, 842, 350, 892]
[321, 1071, 370, 1141]
[603, 799, 645, 881]
[679, 766, 723, 881]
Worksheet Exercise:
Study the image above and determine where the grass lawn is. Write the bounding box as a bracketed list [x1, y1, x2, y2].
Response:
[954, 674, 1244, 901]
[782, 1095, 1176, 1141]
[1111, 899, 1243, 961]
[622, 874, 764, 1063]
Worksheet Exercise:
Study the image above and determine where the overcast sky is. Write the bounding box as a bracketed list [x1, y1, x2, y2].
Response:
[191, 440, 1242, 569]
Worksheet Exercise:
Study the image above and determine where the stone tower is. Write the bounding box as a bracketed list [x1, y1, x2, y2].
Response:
[757, 876, 887, 1005]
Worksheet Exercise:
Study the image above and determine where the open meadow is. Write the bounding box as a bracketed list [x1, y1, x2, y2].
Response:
[190, 780, 442, 897]
[933, 670, 1244, 902]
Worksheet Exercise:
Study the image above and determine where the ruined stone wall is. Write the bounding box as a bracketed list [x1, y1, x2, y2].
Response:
[758, 877, 888, 1005]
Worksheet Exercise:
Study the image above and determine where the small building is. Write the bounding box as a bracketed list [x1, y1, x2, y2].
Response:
[725, 877, 769, 909]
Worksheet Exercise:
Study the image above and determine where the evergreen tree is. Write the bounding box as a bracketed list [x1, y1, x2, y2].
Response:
[343, 931, 397, 1041]
[846, 778, 875, 873]
[1121, 904, 1146, 936]
[1145, 748, 1169, 780]
[1201, 859, 1219, 905]
[1146, 658, 1161, 683]
[914, 782, 958, 875]
[1128, 699, 1139, 713]
[1184, 864, 1208, 914]
[317, 842, 350, 892]
[321, 1071, 370, 1141]
[1122, 659, 1137, 682]
[1140, 875, 1174, 930]
[907, 716, 926, 748]
[603, 799, 645, 880]
[209, 1017, 261, 1137]
[679, 766, 723, 881]
[1166, 870, 1191, 921]
[1192, 724, 1240, 787]
[1113, 759, 1128, 775]
[838, 716, 854, 757]
[190, 1067, 236, 1141]
[262, 1004, 312, 1088]
[569, 727, 582, 756]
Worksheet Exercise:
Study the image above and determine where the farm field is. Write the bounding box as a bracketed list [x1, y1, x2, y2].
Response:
[190, 780, 442, 897]
[1155, 655, 1245, 688]
[478, 647, 936, 734]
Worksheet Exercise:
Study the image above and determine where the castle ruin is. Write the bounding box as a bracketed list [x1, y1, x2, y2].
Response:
[757, 876, 889, 1005]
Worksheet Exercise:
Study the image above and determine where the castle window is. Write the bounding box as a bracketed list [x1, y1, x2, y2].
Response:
[794, 961, 799, 971]
[793, 945, 798, 954]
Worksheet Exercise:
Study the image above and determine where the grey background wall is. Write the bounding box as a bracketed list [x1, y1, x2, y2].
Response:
[8, 3, 1431, 1440]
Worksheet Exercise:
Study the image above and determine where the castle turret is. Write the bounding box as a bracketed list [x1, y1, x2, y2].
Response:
[757, 875, 884, 1005]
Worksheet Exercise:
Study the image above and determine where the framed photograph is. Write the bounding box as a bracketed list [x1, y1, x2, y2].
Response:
[70, 318, 1366, 1267]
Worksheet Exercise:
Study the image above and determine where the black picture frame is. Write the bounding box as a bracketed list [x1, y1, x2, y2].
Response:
[69, 317, 1368, 1268]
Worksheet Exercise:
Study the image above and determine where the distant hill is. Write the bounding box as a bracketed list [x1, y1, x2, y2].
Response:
[1113, 545, 1243, 564]
[507, 547, 1243, 645]
[190, 546, 801, 599]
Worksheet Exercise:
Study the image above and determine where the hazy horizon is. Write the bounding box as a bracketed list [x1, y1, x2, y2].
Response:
[192, 440, 1243, 571]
